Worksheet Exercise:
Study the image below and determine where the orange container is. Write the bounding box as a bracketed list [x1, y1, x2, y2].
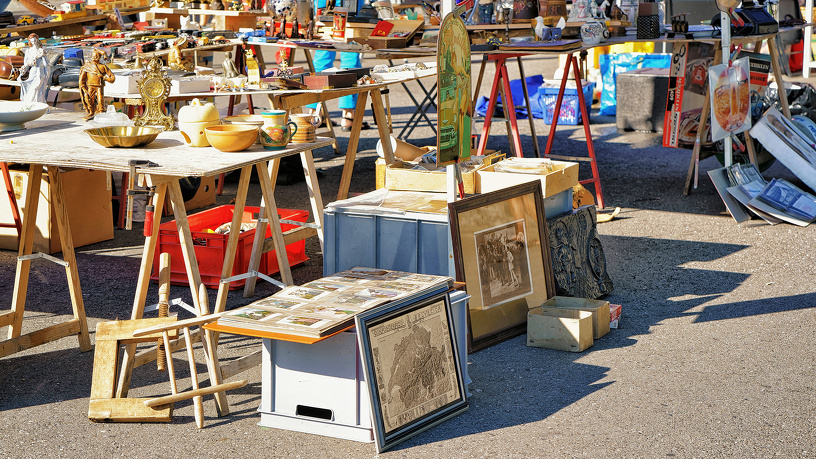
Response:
[152, 205, 308, 289]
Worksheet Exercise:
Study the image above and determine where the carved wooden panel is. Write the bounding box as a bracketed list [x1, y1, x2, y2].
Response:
[547, 205, 613, 299]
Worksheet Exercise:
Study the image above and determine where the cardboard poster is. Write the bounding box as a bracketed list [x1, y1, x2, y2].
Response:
[436, 13, 472, 166]
[662, 41, 716, 149]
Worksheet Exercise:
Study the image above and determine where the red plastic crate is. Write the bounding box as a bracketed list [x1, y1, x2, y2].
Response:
[152, 205, 309, 289]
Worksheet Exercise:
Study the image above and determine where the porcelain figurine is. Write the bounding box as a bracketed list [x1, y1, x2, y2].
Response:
[79, 48, 116, 121]
[17, 33, 50, 104]
[580, 20, 608, 45]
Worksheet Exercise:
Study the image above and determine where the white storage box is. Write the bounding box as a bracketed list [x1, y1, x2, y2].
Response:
[258, 290, 471, 441]
[170, 76, 211, 95]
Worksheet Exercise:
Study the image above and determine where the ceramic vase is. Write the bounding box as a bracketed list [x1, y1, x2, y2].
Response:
[260, 110, 297, 150]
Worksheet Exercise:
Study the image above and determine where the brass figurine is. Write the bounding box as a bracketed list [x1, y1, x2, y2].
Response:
[79, 48, 116, 121]
[167, 35, 195, 72]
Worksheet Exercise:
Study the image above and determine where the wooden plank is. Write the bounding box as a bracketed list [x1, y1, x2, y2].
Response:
[0, 310, 13, 328]
[261, 226, 318, 254]
[88, 398, 172, 423]
[213, 165, 252, 316]
[90, 339, 119, 401]
[132, 313, 226, 337]
[256, 163, 294, 286]
[97, 318, 179, 342]
[0, 319, 80, 358]
[220, 349, 263, 380]
[143, 380, 248, 408]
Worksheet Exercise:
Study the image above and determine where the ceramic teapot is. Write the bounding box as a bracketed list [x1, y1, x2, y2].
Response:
[260, 110, 298, 150]
[178, 98, 220, 147]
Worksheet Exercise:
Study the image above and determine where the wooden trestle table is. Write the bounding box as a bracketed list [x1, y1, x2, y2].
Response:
[0, 110, 333, 415]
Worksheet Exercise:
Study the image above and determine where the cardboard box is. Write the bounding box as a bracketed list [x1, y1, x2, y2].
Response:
[476, 159, 579, 197]
[542, 296, 610, 339]
[527, 307, 593, 352]
[357, 19, 424, 49]
[170, 76, 211, 95]
[380, 152, 503, 194]
[0, 167, 114, 254]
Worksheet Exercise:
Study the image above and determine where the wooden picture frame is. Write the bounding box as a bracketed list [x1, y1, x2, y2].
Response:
[448, 181, 556, 352]
[356, 288, 469, 453]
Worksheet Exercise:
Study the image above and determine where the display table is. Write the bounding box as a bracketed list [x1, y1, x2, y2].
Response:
[0, 110, 332, 417]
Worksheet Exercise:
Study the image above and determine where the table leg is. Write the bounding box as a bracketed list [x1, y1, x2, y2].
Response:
[684, 47, 720, 195]
[571, 62, 604, 209]
[47, 166, 91, 352]
[256, 162, 294, 286]
[476, 59, 504, 156]
[516, 56, 541, 158]
[6, 164, 41, 342]
[371, 88, 394, 164]
[497, 63, 523, 157]
[302, 149, 325, 249]
[337, 90, 370, 201]
[214, 165, 252, 314]
[117, 181, 168, 397]
[243, 159, 281, 298]
[767, 36, 792, 119]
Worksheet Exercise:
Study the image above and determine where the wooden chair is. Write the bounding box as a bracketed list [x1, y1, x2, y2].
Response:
[88, 254, 246, 428]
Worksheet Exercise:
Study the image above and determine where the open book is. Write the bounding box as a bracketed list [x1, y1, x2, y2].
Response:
[215, 267, 453, 339]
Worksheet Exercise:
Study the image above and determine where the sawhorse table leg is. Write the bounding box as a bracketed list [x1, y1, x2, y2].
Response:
[1, 165, 91, 358]
[544, 53, 605, 209]
[477, 54, 523, 157]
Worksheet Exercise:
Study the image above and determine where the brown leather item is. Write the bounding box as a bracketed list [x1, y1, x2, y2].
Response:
[4, 55, 24, 68]
[0, 58, 12, 79]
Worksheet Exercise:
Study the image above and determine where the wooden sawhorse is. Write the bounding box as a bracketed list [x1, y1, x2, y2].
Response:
[0, 165, 91, 358]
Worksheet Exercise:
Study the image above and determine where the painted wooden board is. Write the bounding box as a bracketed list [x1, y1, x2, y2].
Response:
[437, 13, 472, 165]
[0, 110, 334, 178]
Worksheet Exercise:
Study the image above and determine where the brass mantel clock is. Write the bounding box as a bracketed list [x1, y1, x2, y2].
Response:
[133, 57, 174, 131]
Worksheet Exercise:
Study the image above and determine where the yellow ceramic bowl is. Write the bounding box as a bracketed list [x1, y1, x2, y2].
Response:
[85, 126, 161, 148]
[204, 124, 259, 152]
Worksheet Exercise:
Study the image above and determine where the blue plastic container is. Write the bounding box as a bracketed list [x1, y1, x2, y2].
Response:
[539, 81, 595, 125]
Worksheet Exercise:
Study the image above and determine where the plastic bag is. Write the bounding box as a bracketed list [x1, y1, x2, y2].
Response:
[599, 53, 671, 116]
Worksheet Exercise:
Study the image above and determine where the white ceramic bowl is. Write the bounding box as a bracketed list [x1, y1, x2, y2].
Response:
[0, 101, 49, 132]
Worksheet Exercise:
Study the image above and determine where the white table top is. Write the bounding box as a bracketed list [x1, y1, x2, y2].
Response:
[0, 110, 334, 178]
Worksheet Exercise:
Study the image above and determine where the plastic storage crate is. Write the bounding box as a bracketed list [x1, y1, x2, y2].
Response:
[539, 81, 595, 125]
[152, 205, 308, 289]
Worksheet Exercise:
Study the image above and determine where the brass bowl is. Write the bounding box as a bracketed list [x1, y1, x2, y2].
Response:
[85, 126, 161, 148]
[204, 124, 259, 152]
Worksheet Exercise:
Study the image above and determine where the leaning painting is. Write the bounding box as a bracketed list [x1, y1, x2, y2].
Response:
[356, 289, 468, 453]
[449, 181, 556, 352]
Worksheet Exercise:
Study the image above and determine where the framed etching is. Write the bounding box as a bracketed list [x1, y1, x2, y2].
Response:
[356, 289, 468, 453]
[448, 181, 556, 352]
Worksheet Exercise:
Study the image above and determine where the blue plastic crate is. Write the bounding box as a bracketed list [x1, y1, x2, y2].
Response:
[539, 81, 595, 125]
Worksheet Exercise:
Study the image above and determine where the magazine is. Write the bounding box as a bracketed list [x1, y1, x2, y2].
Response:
[747, 178, 816, 227]
[216, 268, 453, 338]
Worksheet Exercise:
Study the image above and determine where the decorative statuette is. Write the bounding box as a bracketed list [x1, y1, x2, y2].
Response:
[79, 48, 116, 121]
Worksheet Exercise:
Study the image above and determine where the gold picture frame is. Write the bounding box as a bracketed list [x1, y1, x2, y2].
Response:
[448, 181, 556, 352]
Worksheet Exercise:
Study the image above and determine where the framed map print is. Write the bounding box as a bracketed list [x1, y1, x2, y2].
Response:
[448, 180, 556, 352]
[356, 288, 468, 453]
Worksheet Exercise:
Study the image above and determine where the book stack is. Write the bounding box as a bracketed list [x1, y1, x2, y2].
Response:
[216, 267, 453, 339]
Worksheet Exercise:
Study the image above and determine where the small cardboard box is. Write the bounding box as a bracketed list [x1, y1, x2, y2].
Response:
[381, 152, 503, 194]
[0, 167, 113, 254]
[527, 307, 593, 352]
[476, 159, 579, 197]
[358, 19, 424, 49]
[542, 296, 610, 339]
[609, 303, 622, 329]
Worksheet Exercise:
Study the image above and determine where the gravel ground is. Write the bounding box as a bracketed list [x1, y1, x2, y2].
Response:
[2, 12, 816, 456]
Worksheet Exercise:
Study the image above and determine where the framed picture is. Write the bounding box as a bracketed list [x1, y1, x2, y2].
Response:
[356, 288, 468, 453]
[448, 181, 556, 352]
